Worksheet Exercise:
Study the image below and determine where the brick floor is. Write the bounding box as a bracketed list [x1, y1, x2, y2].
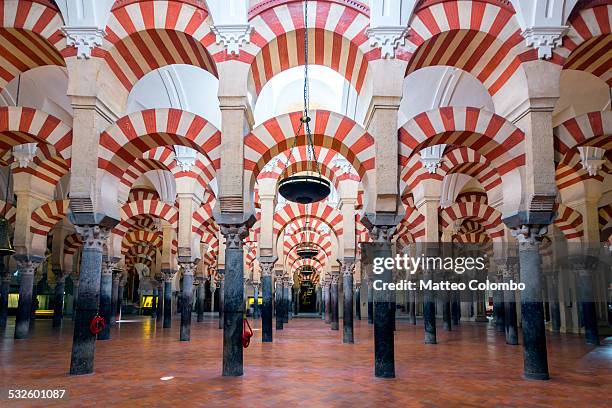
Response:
[0, 316, 610, 407]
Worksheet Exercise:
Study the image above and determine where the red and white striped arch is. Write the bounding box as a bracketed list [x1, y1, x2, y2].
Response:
[284, 229, 332, 256]
[556, 150, 610, 192]
[0, 0, 67, 91]
[403, 0, 541, 95]
[0, 106, 72, 162]
[100, 0, 219, 91]
[439, 200, 504, 239]
[246, 110, 374, 187]
[553, 203, 584, 241]
[30, 199, 69, 236]
[396, 206, 426, 244]
[128, 188, 160, 203]
[557, 4, 612, 86]
[453, 231, 491, 244]
[0, 200, 16, 225]
[400, 107, 525, 176]
[121, 229, 162, 256]
[290, 257, 323, 275]
[192, 202, 216, 238]
[246, 0, 373, 97]
[113, 199, 178, 237]
[273, 201, 343, 237]
[63, 232, 82, 256]
[98, 108, 221, 180]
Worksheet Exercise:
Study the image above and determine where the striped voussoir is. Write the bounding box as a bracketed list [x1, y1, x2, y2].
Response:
[63, 233, 82, 256]
[0, 0, 67, 91]
[98, 108, 221, 179]
[0, 200, 16, 224]
[554, 111, 611, 191]
[30, 199, 69, 236]
[128, 188, 160, 203]
[453, 231, 491, 244]
[553, 203, 584, 240]
[399, 106, 525, 176]
[285, 230, 332, 256]
[246, 0, 373, 97]
[438, 200, 504, 239]
[121, 229, 162, 256]
[395, 206, 426, 244]
[557, 4, 612, 86]
[599, 204, 612, 234]
[0, 106, 72, 162]
[403, 0, 542, 95]
[113, 199, 178, 238]
[141, 146, 217, 188]
[192, 202, 215, 237]
[273, 202, 343, 238]
[101, 0, 219, 91]
[245, 110, 374, 184]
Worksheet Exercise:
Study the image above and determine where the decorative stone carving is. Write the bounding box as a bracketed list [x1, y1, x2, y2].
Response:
[180, 262, 198, 276]
[419, 144, 446, 174]
[521, 26, 568, 60]
[577, 146, 605, 176]
[74, 225, 110, 250]
[330, 273, 340, 285]
[61, 27, 105, 59]
[510, 225, 548, 250]
[342, 260, 355, 277]
[174, 146, 197, 172]
[366, 26, 409, 59]
[162, 269, 177, 282]
[16, 259, 41, 277]
[260, 260, 276, 277]
[366, 225, 396, 243]
[211, 24, 253, 55]
[220, 224, 249, 249]
[12, 144, 38, 168]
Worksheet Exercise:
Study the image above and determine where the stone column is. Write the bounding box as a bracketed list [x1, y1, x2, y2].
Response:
[51, 268, 66, 328]
[260, 259, 275, 342]
[283, 279, 290, 323]
[330, 273, 340, 330]
[512, 225, 550, 380]
[110, 270, 121, 325]
[442, 273, 452, 331]
[275, 272, 284, 330]
[503, 258, 519, 345]
[409, 285, 417, 324]
[423, 246, 437, 344]
[367, 226, 396, 378]
[69, 225, 109, 375]
[162, 269, 176, 328]
[155, 279, 164, 321]
[493, 263, 506, 333]
[218, 274, 225, 330]
[324, 283, 331, 323]
[117, 276, 126, 321]
[355, 283, 361, 320]
[342, 260, 355, 343]
[545, 270, 561, 332]
[151, 287, 158, 318]
[14, 257, 42, 339]
[0, 257, 11, 330]
[97, 260, 115, 340]
[252, 282, 260, 319]
[573, 256, 600, 346]
[220, 223, 249, 377]
[196, 278, 205, 322]
[179, 262, 197, 341]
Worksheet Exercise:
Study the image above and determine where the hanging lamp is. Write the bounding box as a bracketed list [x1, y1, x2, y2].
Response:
[278, 0, 331, 204]
[0, 151, 15, 257]
[296, 219, 319, 259]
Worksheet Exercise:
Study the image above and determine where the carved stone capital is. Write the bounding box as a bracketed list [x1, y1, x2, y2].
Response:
[15, 258, 42, 277]
[74, 225, 110, 251]
[510, 225, 548, 251]
[162, 269, 177, 282]
[62, 26, 105, 59]
[180, 262, 198, 277]
[211, 24, 253, 55]
[112, 269, 123, 282]
[366, 225, 397, 243]
[341, 259, 355, 277]
[330, 273, 340, 285]
[260, 259, 276, 277]
[220, 224, 249, 249]
[521, 26, 568, 60]
[366, 26, 408, 59]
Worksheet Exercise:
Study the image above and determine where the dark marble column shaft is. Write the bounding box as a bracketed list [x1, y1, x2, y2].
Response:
[503, 263, 519, 345]
[116, 283, 124, 321]
[52, 270, 66, 328]
[110, 272, 120, 325]
[197, 282, 205, 322]
[0, 267, 10, 329]
[151, 287, 158, 318]
[261, 261, 275, 342]
[180, 263, 196, 341]
[370, 239, 395, 378]
[575, 259, 599, 346]
[342, 261, 354, 343]
[515, 226, 549, 380]
[283, 282, 290, 323]
[15, 259, 41, 339]
[221, 225, 247, 377]
[252, 283, 259, 319]
[97, 263, 113, 340]
[275, 278, 284, 330]
[69, 226, 108, 375]
[355, 285, 361, 320]
[546, 273, 561, 332]
[218, 275, 224, 330]
[423, 263, 437, 344]
[330, 275, 339, 330]
[163, 272, 174, 328]
[324, 284, 331, 323]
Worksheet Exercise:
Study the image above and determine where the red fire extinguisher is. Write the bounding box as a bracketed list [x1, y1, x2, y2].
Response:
[242, 317, 253, 348]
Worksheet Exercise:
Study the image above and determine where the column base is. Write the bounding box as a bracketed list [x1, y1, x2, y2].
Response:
[523, 372, 550, 381]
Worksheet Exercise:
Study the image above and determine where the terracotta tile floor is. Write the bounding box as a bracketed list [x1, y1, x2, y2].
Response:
[0, 316, 610, 407]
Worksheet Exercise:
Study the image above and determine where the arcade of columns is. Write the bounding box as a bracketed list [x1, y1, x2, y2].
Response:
[0, 0, 610, 381]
